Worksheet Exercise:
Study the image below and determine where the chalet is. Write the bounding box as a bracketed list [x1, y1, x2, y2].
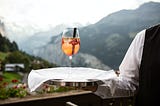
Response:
[5, 63, 24, 72]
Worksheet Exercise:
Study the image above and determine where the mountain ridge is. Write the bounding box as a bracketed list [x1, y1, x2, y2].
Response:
[77, 1, 160, 69]
[33, 1, 160, 69]
[2, 1, 160, 70]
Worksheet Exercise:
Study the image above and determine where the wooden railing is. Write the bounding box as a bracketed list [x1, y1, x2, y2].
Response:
[0, 91, 135, 106]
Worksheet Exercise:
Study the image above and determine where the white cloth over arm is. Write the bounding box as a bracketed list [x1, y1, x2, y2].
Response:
[94, 30, 145, 98]
[28, 67, 116, 92]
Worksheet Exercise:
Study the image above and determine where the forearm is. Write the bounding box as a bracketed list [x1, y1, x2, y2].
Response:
[94, 30, 145, 99]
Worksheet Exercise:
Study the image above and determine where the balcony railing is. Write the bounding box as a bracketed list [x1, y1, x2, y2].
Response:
[0, 90, 135, 106]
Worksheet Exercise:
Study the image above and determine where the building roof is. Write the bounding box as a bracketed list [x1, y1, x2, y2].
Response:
[5, 63, 24, 68]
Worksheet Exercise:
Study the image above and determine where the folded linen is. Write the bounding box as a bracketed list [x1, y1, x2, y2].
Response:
[28, 67, 116, 92]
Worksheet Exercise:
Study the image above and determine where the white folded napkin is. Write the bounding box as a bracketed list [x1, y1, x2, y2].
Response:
[28, 67, 116, 92]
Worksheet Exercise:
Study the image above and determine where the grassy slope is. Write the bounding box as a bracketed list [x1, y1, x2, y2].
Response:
[2, 72, 22, 83]
[0, 52, 22, 82]
[0, 52, 8, 61]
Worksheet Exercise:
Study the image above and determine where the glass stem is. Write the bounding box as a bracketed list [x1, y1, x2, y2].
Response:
[69, 56, 72, 67]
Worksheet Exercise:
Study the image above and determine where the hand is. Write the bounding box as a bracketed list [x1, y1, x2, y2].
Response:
[115, 70, 120, 77]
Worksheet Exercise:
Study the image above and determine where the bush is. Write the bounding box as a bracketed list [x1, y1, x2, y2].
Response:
[0, 77, 74, 100]
[0, 78, 27, 99]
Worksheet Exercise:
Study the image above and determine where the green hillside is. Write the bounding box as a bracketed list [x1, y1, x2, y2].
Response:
[0, 32, 56, 72]
[0, 52, 8, 61]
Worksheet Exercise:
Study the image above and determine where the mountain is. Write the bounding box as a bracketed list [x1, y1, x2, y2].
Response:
[78, 1, 160, 69]
[1, 16, 84, 53]
[19, 24, 84, 53]
[33, 35, 111, 70]
[0, 30, 56, 72]
[32, 1, 160, 69]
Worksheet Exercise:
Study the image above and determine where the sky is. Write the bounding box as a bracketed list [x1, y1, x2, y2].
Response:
[0, 0, 160, 29]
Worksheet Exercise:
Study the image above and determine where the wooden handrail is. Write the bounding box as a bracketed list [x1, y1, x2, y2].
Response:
[0, 91, 135, 106]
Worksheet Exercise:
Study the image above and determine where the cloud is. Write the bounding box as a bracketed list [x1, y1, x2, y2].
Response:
[0, 0, 159, 27]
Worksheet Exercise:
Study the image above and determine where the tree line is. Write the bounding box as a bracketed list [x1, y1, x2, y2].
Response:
[0, 32, 56, 72]
[0, 33, 18, 52]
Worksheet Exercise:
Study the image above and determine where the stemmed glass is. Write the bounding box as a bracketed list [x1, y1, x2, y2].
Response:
[61, 27, 80, 66]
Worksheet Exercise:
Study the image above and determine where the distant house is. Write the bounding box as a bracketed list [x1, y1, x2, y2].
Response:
[5, 63, 24, 72]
